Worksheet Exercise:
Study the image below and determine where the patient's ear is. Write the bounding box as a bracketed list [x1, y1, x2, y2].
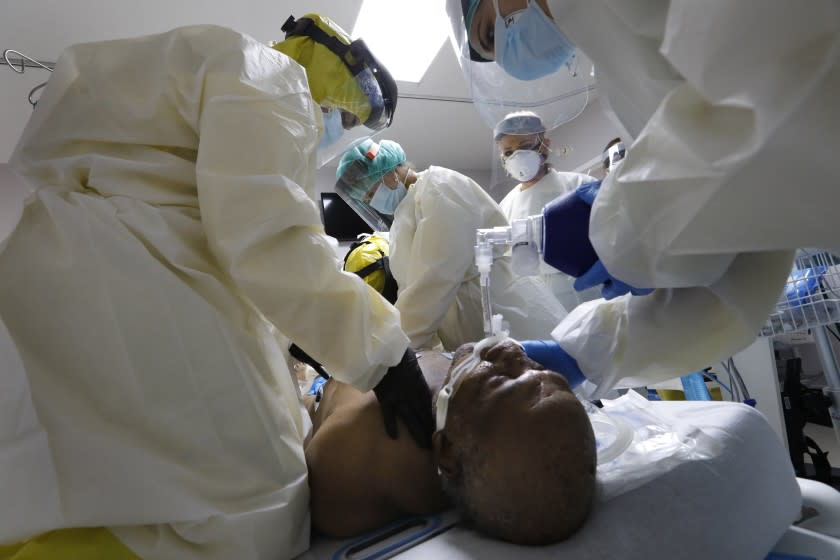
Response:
[432, 431, 461, 479]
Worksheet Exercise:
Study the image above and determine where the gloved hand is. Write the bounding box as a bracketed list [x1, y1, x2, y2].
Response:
[543, 180, 652, 299]
[574, 260, 654, 300]
[518, 340, 586, 389]
[373, 348, 435, 449]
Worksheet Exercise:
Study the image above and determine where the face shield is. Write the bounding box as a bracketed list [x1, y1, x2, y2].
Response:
[335, 139, 407, 230]
[279, 15, 399, 167]
[445, 0, 594, 132]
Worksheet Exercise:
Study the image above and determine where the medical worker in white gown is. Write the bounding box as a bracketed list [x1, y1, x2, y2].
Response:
[0, 14, 436, 560]
[494, 111, 599, 311]
[447, 0, 840, 398]
[336, 139, 568, 351]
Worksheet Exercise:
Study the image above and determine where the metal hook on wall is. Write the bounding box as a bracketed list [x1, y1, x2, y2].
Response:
[2, 49, 55, 73]
[2, 49, 55, 107]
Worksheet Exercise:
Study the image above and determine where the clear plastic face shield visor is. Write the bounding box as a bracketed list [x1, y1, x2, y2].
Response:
[281, 16, 398, 169]
[444, 0, 595, 135]
[602, 142, 626, 173]
[334, 157, 396, 233]
[314, 61, 393, 169]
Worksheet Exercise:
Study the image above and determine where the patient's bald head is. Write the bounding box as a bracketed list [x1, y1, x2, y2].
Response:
[433, 339, 596, 545]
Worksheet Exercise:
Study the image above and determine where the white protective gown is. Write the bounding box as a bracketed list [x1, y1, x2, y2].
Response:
[546, 0, 839, 396]
[389, 166, 568, 350]
[498, 169, 600, 311]
[0, 26, 408, 559]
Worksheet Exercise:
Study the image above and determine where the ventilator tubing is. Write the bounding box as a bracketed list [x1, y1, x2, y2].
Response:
[475, 219, 545, 336]
[475, 226, 511, 336]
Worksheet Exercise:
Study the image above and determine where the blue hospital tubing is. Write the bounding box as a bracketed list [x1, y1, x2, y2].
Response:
[680, 372, 712, 401]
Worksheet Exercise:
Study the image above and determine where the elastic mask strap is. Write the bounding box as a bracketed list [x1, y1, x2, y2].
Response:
[380, 256, 399, 305]
[282, 16, 364, 74]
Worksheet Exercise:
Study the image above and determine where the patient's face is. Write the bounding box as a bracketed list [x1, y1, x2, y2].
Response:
[445, 339, 575, 427]
[435, 339, 596, 544]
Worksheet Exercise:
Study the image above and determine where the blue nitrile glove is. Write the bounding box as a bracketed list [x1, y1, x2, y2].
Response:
[543, 180, 652, 300]
[574, 260, 655, 300]
[518, 340, 586, 389]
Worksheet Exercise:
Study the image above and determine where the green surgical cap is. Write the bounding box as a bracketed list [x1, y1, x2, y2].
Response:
[336, 139, 407, 200]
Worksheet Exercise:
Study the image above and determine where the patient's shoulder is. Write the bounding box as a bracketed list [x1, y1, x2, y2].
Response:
[305, 393, 447, 537]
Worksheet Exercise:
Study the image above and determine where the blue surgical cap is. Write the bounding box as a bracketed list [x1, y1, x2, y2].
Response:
[493, 111, 546, 140]
[336, 139, 407, 200]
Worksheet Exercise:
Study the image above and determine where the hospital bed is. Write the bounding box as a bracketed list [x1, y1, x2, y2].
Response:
[298, 401, 840, 560]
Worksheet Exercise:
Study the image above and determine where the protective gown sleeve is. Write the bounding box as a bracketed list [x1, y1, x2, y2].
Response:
[590, 0, 839, 287]
[395, 169, 484, 349]
[553, 1, 839, 393]
[193, 35, 407, 391]
[553, 250, 793, 398]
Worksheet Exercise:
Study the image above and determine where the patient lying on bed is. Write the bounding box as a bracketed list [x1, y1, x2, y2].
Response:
[304, 338, 596, 545]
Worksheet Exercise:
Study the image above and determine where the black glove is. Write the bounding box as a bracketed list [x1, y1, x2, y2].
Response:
[373, 348, 435, 449]
[289, 343, 330, 380]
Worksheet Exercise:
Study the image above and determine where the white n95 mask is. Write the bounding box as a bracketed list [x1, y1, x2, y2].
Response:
[504, 149, 543, 182]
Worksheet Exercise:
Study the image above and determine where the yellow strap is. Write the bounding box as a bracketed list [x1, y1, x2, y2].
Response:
[0, 528, 141, 560]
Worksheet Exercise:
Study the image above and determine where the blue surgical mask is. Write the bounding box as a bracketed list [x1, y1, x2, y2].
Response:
[318, 108, 344, 151]
[369, 176, 407, 215]
[494, 0, 576, 81]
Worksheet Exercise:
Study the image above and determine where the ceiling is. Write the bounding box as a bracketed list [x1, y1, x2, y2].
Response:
[0, 0, 623, 192]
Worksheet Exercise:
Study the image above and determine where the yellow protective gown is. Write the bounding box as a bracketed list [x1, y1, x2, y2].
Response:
[0, 25, 407, 559]
[498, 169, 600, 311]
[546, 0, 838, 396]
[389, 166, 568, 350]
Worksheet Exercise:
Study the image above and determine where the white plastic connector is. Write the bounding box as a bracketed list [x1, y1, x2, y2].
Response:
[490, 314, 509, 338]
[510, 214, 544, 255]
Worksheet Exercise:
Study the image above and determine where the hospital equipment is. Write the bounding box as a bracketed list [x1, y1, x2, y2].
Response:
[760, 250, 840, 447]
[299, 399, 840, 560]
[474, 214, 543, 336]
